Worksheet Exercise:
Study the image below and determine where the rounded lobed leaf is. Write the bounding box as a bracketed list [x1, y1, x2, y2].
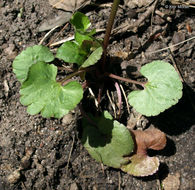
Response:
[128, 61, 183, 116]
[121, 154, 160, 177]
[13, 45, 54, 83]
[81, 46, 103, 68]
[70, 12, 91, 32]
[20, 62, 83, 118]
[56, 41, 87, 65]
[81, 111, 134, 168]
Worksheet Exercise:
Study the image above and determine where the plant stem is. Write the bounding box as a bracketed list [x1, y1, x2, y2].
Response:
[114, 82, 122, 116]
[103, 0, 120, 50]
[59, 70, 84, 84]
[59, 66, 96, 85]
[105, 72, 146, 88]
[102, 0, 120, 70]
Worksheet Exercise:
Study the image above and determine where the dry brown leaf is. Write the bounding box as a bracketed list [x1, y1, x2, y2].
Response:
[39, 11, 72, 32]
[123, 127, 166, 176]
[121, 154, 160, 176]
[49, 0, 91, 12]
[131, 127, 166, 155]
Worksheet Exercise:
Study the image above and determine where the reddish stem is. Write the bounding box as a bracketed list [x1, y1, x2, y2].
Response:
[105, 72, 146, 88]
[102, 0, 120, 71]
[114, 82, 122, 116]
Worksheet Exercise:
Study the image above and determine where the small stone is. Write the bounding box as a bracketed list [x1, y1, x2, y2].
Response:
[70, 182, 79, 190]
[3, 80, 9, 97]
[7, 170, 21, 184]
[21, 157, 31, 169]
[4, 44, 17, 60]
[62, 113, 73, 126]
[162, 172, 180, 190]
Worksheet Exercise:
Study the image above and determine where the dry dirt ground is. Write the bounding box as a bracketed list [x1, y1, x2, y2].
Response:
[0, 0, 195, 189]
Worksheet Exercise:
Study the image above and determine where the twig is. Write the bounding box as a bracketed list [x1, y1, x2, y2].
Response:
[119, 84, 130, 115]
[159, 36, 183, 81]
[150, 0, 160, 34]
[107, 90, 116, 118]
[47, 23, 69, 47]
[39, 25, 60, 45]
[118, 171, 121, 190]
[159, 36, 195, 112]
[21, 182, 27, 190]
[100, 163, 105, 174]
[97, 83, 104, 106]
[113, 3, 155, 34]
[66, 135, 75, 174]
[88, 88, 99, 108]
[58, 65, 75, 72]
[146, 36, 195, 54]
[155, 10, 172, 22]
[94, 2, 123, 9]
[49, 29, 105, 47]
[171, 0, 195, 8]
[49, 36, 74, 47]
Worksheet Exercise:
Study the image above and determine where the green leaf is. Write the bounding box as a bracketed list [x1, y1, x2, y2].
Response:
[13, 45, 54, 83]
[56, 41, 87, 65]
[81, 40, 102, 54]
[75, 29, 96, 46]
[81, 111, 134, 168]
[128, 61, 183, 116]
[75, 31, 93, 46]
[121, 155, 160, 177]
[20, 62, 83, 118]
[81, 46, 103, 68]
[70, 12, 91, 32]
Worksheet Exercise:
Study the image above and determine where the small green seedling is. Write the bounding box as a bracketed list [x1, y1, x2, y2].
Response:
[13, 1, 183, 177]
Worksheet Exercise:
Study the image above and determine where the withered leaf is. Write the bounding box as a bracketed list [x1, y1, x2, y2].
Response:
[131, 127, 166, 155]
[121, 127, 166, 177]
[49, 0, 91, 12]
[121, 154, 160, 177]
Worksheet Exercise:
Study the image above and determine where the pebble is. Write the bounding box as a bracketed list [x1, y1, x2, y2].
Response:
[69, 182, 79, 190]
[162, 172, 180, 190]
[7, 170, 21, 184]
[62, 113, 73, 126]
[4, 43, 17, 60]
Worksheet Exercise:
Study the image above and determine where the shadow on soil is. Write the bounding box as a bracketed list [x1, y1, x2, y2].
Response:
[149, 84, 195, 136]
[134, 163, 169, 182]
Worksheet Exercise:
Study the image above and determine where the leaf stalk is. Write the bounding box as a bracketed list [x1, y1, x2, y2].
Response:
[102, 0, 120, 70]
[59, 66, 96, 85]
[105, 72, 146, 88]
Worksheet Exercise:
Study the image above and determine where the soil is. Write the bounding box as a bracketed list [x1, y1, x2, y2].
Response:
[0, 0, 195, 189]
